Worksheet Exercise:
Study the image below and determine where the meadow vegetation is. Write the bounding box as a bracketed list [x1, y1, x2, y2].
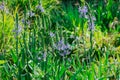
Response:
[0, 0, 120, 80]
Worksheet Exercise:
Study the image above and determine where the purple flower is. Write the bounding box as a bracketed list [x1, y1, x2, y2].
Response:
[54, 39, 71, 57]
[28, 11, 35, 17]
[0, 3, 4, 10]
[13, 25, 22, 37]
[43, 51, 47, 61]
[22, 19, 25, 23]
[92, 16, 96, 21]
[21, 19, 31, 26]
[36, 5, 44, 12]
[88, 20, 95, 31]
[13, 25, 22, 34]
[88, 16, 96, 31]
[60, 50, 70, 57]
[49, 32, 55, 37]
[18, 25, 22, 33]
[81, 6, 88, 13]
[56, 39, 66, 51]
[78, 6, 88, 18]
[78, 5, 96, 31]
[26, 21, 31, 26]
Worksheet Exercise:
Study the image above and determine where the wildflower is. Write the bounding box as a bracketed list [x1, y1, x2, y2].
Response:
[54, 39, 71, 57]
[88, 16, 96, 31]
[49, 32, 55, 37]
[17, 25, 22, 33]
[91, 16, 96, 21]
[13, 25, 22, 38]
[0, 3, 9, 14]
[78, 5, 96, 31]
[13, 25, 22, 33]
[60, 50, 70, 57]
[28, 11, 35, 17]
[22, 19, 31, 26]
[78, 6, 88, 18]
[37, 57, 41, 61]
[88, 20, 95, 31]
[55, 39, 66, 51]
[36, 5, 44, 12]
[0, 3, 4, 10]
[26, 21, 31, 26]
[21, 19, 25, 24]
[43, 51, 47, 61]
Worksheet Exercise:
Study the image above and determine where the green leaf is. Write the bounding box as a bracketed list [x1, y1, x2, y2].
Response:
[81, 0, 85, 3]
[0, 60, 6, 65]
[11, 50, 18, 63]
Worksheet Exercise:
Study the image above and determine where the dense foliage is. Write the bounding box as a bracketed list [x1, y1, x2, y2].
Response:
[0, 0, 120, 80]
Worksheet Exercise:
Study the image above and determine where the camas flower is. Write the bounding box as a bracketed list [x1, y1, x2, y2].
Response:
[88, 16, 96, 31]
[27, 11, 35, 17]
[22, 19, 31, 26]
[13, 25, 22, 38]
[0, 3, 9, 14]
[78, 5, 96, 31]
[36, 5, 44, 12]
[78, 6, 88, 18]
[0, 3, 4, 10]
[21, 19, 25, 24]
[43, 51, 47, 61]
[49, 32, 55, 37]
[59, 49, 71, 57]
[88, 20, 95, 30]
[54, 39, 71, 57]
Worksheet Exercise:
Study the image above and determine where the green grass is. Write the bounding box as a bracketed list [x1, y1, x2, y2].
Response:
[0, 0, 120, 80]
